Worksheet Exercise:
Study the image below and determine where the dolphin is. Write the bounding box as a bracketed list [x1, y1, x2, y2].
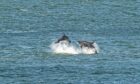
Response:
[55, 34, 71, 44]
[78, 41, 95, 48]
[78, 41, 97, 54]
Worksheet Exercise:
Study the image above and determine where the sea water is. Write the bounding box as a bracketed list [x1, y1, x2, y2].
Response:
[0, 0, 140, 84]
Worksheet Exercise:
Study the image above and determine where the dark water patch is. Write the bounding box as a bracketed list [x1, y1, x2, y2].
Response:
[122, 11, 140, 17]
[113, 40, 136, 48]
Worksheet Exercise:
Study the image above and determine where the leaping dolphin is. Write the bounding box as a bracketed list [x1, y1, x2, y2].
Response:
[55, 34, 71, 44]
[78, 41, 97, 54]
[78, 41, 95, 48]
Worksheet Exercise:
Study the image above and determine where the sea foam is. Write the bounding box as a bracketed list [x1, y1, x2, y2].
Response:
[50, 42, 100, 55]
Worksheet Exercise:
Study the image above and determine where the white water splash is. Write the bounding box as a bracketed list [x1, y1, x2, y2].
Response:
[81, 47, 97, 54]
[50, 42, 80, 54]
[50, 42, 100, 55]
[93, 42, 100, 53]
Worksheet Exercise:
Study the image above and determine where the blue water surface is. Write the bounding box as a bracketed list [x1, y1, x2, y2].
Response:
[0, 0, 140, 84]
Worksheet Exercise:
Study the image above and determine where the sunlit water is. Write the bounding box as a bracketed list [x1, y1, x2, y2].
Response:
[0, 0, 140, 84]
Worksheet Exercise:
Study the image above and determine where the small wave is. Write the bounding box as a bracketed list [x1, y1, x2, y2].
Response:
[20, 9, 28, 12]
[2, 30, 37, 34]
[50, 42, 100, 55]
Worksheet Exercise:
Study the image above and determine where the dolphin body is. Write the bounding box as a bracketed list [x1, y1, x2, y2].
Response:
[78, 41, 97, 54]
[55, 34, 71, 44]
